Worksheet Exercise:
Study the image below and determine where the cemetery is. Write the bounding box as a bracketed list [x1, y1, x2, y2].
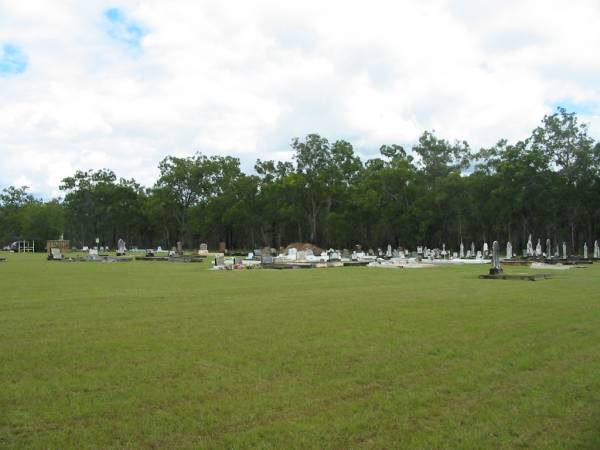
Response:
[3, 0, 600, 443]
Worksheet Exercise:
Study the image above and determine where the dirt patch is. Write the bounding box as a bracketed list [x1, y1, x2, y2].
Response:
[284, 242, 324, 255]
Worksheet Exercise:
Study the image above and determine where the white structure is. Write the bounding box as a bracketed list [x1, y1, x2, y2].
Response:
[527, 234, 534, 257]
[16, 240, 35, 253]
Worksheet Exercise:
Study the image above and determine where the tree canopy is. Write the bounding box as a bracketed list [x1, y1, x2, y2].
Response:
[1, 108, 599, 253]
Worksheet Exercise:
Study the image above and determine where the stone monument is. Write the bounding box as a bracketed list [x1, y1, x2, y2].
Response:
[489, 241, 503, 275]
[506, 241, 512, 259]
[117, 238, 126, 256]
[526, 234, 534, 257]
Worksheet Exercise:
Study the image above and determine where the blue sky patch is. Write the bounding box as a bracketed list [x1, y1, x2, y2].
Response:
[0, 44, 27, 77]
[551, 100, 598, 117]
[104, 7, 146, 50]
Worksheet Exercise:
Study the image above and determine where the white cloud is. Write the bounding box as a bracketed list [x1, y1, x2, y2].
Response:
[0, 0, 599, 197]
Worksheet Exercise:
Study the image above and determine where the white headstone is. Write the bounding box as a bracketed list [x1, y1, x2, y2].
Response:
[562, 242, 567, 259]
[583, 242, 588, 259]
[506, 241, 512, 259]
[527, 234, 534, 257]
[459, 241, 464, 259]
[535, 239, 542, 257]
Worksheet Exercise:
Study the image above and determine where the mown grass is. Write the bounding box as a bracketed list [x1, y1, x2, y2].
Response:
[1, 254, 600, 449]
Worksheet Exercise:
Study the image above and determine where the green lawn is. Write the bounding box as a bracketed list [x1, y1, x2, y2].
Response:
[1, 254, 600, 449]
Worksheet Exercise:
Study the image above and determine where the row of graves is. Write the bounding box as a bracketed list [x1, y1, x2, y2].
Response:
[134, 241, 206, 263]
[212, 243, 494, 270]
[212, 236, 600, 271]
[46, 238, 210, 264]
[503, 235, 598, 270]
[48, 239, 133, 263]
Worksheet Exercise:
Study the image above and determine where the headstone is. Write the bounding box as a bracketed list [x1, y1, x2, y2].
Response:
[199, 243, 208, 256]
[459, 241, 464, 259]
[261, 255, 273, 265]
[476, 250, 482, 259]
[297, 250, 307, 261]
[452, 252, 458, 258]
[287, 247, 297, 260]
[583, 242, 588, 259]
[386, 244, 392, 258]
[545, 238, 551, 258]
[342, 248, 351, 259]
[441, 243, 447, 257]
[328, 250, 341, 261]
[527, 234, 534, 257]
[489, 240, 503, 275]
[554, 245, 559, 258]
[368, 248, 375, 256]
[466, 250, 471, 258]
[483, 242, 489, 257]
[417, 246, 423, 255]
[471, 242, 475, 256]
[176, 241, 183, 255]
[254, 248, 262, 257]
[506, 241, 513, 259]
[117, 238, 126, 256]
[535, 238, 542, 257]
[594, 240, 599, 259]
[214, 255, 224, 266]
[562, 242, 567, 259]
[219, 241, 226, 253]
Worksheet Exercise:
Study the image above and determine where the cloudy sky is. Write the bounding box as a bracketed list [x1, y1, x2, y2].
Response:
[1, 0, 599, 197]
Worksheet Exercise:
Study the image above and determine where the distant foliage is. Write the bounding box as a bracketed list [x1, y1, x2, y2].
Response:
[1, 108, 599, 251]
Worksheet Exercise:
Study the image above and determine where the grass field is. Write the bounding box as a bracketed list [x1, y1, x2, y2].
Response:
[1, 254, 600, 449]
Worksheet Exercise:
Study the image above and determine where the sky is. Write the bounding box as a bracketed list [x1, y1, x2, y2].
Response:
[0, 0, 599, 198]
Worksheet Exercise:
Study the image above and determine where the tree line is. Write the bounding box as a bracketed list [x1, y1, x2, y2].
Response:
[1, 108, 599, 253]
